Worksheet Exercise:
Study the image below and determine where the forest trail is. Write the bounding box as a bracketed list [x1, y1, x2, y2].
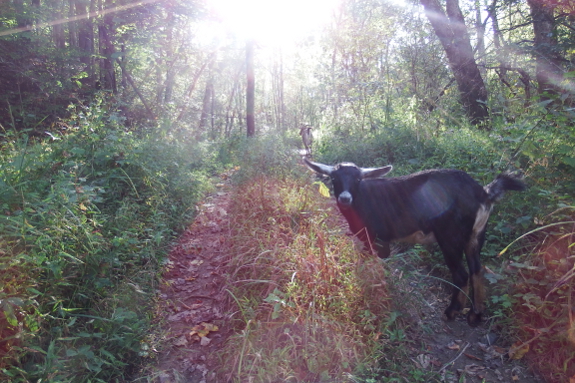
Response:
[152, 175, 545, 383]
[154, 177, 235, 383]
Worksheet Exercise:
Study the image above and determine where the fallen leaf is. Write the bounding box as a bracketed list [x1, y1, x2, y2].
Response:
[464, 352, 482, 361]
[200, 336, 211, 346]
[447, 341, 460, 350]
[508, 341, 529, 360]
[512, 374, 520, 381]
[493, 345, 507, 354]
[190, 322, 219, 338]
[459, 364, 485, 376]
[414, 354, 430, 369]
[430, 358, 442, 367]
[173, 336, 188, 347]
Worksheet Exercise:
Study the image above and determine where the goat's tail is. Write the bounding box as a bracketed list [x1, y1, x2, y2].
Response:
[485, 173, 526, 203]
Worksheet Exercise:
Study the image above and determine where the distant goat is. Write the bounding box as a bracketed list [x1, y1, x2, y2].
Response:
[299, 125, 313, 157]
[304, 158, 525, 326]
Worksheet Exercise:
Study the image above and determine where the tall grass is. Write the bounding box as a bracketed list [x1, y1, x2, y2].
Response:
[218, 175, 390, 382]
[0, 102, 216, 382]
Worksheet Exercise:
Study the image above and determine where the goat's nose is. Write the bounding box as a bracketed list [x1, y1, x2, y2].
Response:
[338, 191, 353, 206]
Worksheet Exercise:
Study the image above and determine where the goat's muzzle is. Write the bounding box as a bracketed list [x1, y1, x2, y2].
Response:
[337, 191, 353, 206]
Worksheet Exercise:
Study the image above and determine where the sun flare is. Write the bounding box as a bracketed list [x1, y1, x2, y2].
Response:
[205, 0, 341, 46]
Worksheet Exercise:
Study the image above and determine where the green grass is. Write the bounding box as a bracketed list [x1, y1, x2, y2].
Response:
[0, 102, 216, 382]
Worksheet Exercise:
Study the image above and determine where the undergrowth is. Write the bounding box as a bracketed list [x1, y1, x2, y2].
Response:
[498, 210, 575, 383]
[218, 174, 391, 382]
[0, 101, 215, 382]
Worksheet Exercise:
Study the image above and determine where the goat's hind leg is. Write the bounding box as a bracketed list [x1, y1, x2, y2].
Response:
[443, 252, 469, 321]
[465, 229, 487, 326]
[436, 233, 469, 321]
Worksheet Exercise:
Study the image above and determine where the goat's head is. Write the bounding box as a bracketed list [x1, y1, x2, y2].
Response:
[304, 158, 392, 207]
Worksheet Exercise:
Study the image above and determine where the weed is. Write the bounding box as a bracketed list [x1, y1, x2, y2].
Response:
[504, 211, 575, 383]
[217, 174, 390, 382]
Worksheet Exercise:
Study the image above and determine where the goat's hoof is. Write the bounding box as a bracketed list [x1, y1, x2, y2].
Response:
[467, 311, 482, 327]
[444, 308, 460, 321]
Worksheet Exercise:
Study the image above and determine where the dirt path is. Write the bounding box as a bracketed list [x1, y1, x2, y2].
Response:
[388, 254, 545, 383]
[152, 180, 545, 383]
[155, 180, 234, 383]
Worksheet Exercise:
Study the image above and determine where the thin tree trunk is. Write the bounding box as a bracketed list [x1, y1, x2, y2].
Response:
[176, 52, 216, 122]
[198, 76, 214, 137]
[164, 10, 175, 104]
[246, 38, 255, 137]
[116, 58, 155, 118]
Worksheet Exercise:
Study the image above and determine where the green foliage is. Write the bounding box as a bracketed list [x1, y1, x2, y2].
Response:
[219, 132, 305, 184]
[499, 211, 575, 383]
[0, 101, 215, 382]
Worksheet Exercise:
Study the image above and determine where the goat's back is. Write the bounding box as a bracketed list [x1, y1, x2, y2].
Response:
[351, 169, 486, 241]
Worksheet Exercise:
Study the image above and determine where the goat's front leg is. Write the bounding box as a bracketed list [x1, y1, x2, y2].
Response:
[374, 240, 390, 258]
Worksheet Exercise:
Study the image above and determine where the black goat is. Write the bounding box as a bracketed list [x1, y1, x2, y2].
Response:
[304, 158, 525, 326]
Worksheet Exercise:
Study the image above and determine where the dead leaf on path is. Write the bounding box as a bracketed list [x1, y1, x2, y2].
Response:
[464, 352, 482, 361]
[414, 354, 430, 369]
[512, 374, 520, 381]
[173, 336, 188, 347]
[447, 341, 460, 350]
[190, 259, 204, 266]
[200, 336, 211, 346]
[458, 364, 486, 377]
[430, 358, 442, 367]
[189, 322, 219, 338]
[493, 345, 507, 354]
[508, 341, 529, 360]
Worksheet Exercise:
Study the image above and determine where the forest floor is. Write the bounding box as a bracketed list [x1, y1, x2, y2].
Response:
[151, 176, 545, 383]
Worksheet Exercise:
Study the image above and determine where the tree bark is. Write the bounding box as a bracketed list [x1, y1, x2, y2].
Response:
[527, 0, 564, 98]
[246, 38, 255, 137]
[75, 0, 94, 87]
[164, 9, 175, 104]
[98, 0, 117, 93]
[198, 76, 214, 137]
[420, 0, 490, 127]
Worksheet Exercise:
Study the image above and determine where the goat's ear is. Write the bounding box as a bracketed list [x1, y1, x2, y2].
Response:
[361, 165, 393, 179]
[304, 158, 334, 176]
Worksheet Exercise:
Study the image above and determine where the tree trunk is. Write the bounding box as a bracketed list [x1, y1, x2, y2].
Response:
[527, 0, 563, 98]
[420, 0, 490, 127]
[164, 10, 175, 104]
[198, 76, 214, 137]
[52, 0, 66, 49]
[98, 0, 117, 93]
[75, 0, 94, 87]
[246, 39, 255, 137]
[68, 0, 77, 47]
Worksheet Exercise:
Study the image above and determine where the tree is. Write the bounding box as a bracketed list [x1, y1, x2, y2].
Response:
[246, 38, 255, 137]
[527, 0, 565, 98]
[420, 0, 490, 127]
